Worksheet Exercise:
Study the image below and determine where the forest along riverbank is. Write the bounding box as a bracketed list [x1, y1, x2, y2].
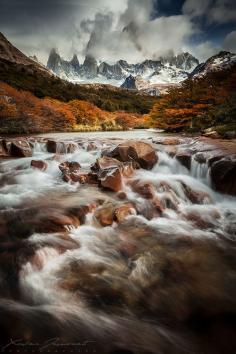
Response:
[0, 132, 236, 354]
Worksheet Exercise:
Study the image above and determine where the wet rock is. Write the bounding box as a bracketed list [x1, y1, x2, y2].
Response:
[100, 168, 123, 192]
[46, 139, 58, 153]
[31, 160, 48, 171]
[76, 172, 98, 185]
[65, 142, 77, 153]
[154, 137, 181, 145]
[210, 158, 236, 195]
[117, 191, 127, 200]
[95, 202, 136, 226]
[184, 209, 221, 229]
[94, 203, 114, 226]
[114, 203, 136, 223]
[182, 183, 212, 204]
[194, 152, 206, 164]
[176, 151, 192, 170]
[4, 139, 33, 157]
[208, 154, 225, 167]
[165, 146, 177, 157]
[59, 161, 81, 183]
[87, 142, 97, 151]
[92, 157, 133, 192]
[107, 141, 158, 170]
[131, 180, 156, 199]
[92, 156, 122, 172]
[0, 139, 8, 157]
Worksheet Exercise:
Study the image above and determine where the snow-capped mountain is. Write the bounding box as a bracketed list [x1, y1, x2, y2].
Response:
[47, 49, 199, 93]
[190, 51, 236, 79]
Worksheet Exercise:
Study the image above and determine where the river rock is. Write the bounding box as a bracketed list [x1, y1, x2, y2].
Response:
[65, 142, 78, 153]
[94, 203, 114, 226]
[87, 142, 97, 151]
[0, 140, 8, 157]
[95, 202, 136, 226]
[46, 139, 58, 153]
[100, 168, 123, 192]
[59, 161, 81, 183]
[182, 183, 212, 204]
[210, 158, 236, 195]
[113, 203, 136, 223]
[31, 160, 48, 171]
[4, 139, 33, 157]
[131, 180, 156, 199]
[107, 141, 158, 170]
[176, 151, 192, 170]
[194, 152, 206, 164]
[92, 156, 122, 172]
[153, 137, 181, 145]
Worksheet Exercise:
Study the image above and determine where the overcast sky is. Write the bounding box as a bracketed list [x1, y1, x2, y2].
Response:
[0, 0, 236, 64]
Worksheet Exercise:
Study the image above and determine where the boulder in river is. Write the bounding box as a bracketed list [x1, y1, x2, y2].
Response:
[131, 180, 156, 199]
[31, 160, 48, 171]
[210, 158, 236, 195]
[176, 151, 192, 170]
[46, 140, 58, 153]
[106, 141, 158, 170]
[100, 167, 123, 192]
[59, 161, 81, 182]
[4, 139, 32, 157]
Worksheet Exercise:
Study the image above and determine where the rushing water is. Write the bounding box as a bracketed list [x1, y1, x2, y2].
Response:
[0, 130, 236, 354]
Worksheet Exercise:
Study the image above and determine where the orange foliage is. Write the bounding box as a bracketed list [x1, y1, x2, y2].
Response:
[0, 82, 146, 134]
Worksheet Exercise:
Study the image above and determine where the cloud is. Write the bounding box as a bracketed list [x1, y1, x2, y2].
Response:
[183, 0, 236, 24]
[186, 41, 219, 61]
[223, 31, 236, 52]
[79, 0, 196, 63]
[0, 0, 234, 64]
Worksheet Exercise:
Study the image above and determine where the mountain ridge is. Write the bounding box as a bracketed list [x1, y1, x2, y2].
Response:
[46, 49, 199, 91]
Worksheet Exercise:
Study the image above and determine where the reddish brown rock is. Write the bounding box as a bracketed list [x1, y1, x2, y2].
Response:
[59, 161, 81, 183]
[94, 203, 114, 227]
[210, 158, 236, 195]
[87, 142, 97, 151]
[31, 160, 48, 171]
[65, 143, 77, 153]
[152, 197, 165, 214]
[100, 168, 123, 192]
[182, 183, 212, 204]
[59, 161, 81, 173]
[108, 141, 158, 170]
[176, 151, 192, 170]
[113, 203, 136, 223]
[154, 137, 181, 145]
[76, 172, 98, 185]
[95, 202, 136, 226]
[92, 156, 122, 172]
[131, 180, 156, 199]
[117, 191, 127, 200]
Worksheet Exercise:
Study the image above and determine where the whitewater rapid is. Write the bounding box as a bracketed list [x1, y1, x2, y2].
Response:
[0, 133, 236, 354]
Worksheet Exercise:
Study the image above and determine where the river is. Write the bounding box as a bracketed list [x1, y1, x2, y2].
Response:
[0, 130, 236, 354]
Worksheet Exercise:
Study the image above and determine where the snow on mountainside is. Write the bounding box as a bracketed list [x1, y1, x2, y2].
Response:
[190, 51, 236, 79]
[47, 49, 199, 94]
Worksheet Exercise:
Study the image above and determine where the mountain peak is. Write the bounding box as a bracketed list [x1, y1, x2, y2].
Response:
[190, 50, 236, 78]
